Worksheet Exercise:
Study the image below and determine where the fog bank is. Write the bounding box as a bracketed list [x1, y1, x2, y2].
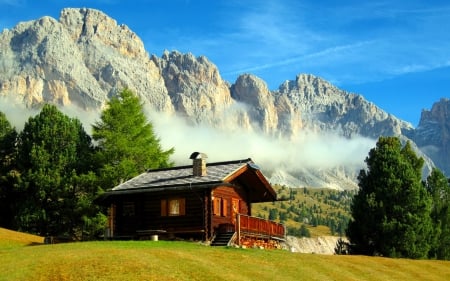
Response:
[149, 111, 375, 173]
[0, 99, 375, 177]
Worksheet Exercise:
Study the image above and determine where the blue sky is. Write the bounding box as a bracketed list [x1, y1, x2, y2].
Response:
[1, 0, 450, 126]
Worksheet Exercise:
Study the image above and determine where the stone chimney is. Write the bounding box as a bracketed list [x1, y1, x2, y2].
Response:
[189, 152, 207, 176]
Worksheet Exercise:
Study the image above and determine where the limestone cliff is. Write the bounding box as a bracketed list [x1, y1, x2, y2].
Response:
[285, 236, 345, 255]
[0, 8, 171, 111]
[274, 74, 414, 138]
[411, 98, 450, 174]
[151, 50, 233, 126]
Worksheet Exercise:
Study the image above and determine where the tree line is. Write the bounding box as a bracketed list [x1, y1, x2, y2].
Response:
[0, 89, 173, 239]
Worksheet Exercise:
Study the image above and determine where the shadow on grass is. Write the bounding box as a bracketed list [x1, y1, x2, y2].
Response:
[27, 241, 44, 246]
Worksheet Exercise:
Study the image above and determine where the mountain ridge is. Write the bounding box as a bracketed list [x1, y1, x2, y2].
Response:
[0, 7, 448, 188]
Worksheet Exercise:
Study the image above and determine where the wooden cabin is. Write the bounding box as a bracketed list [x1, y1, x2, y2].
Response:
[96, 153, 285, 245]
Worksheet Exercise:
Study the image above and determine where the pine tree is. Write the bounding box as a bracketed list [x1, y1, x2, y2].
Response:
[299, 224, 310, 237]
[92, 89, 174, 188]
[0, 112, 19, 228]
[426, 168, 450, 260]
[347, 136, 433, 258]
[334, 237, 349, 255]
[16, 105, 96, 237]
[268, 208, 278, 221]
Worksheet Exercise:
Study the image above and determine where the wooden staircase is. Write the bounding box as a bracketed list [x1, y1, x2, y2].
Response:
[211, 232, 235, 246]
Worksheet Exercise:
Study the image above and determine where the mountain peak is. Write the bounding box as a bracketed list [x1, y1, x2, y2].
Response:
[59, 8, 146, 58]
[413, 98, 450, 174]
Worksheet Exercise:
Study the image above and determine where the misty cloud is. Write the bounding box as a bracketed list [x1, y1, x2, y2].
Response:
[0, 97, 100, 134]
[148, 110, 376, 173]
[0, 97, 38, 130]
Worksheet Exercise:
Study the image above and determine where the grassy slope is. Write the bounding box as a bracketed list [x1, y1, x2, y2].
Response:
[0, 227, 43, 249]
[253, 186, 353, 237]
[1, 228, 449, 281]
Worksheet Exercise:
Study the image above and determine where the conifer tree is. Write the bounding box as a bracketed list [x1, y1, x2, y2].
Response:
[92, 89, 174, 188]
[16, 105, 96, 237]
[0, 112, 18, 228]
[347, 136, 433, 258]
[426, 168, 450, 260]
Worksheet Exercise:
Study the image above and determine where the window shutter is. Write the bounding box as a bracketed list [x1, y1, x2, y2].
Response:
[222, 198, 228, 217]
[213, 198, 221, 215]
[161, 199, 167, 216]
[180, 198, 186, 216]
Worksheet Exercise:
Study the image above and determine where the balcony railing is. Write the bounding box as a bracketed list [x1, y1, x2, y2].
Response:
[235, 213, 285, 243]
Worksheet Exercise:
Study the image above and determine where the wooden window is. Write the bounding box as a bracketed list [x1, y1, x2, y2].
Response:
[213, 198, 228, 217]
[161, 198, 185, 216]
[169, 199, 180, 215]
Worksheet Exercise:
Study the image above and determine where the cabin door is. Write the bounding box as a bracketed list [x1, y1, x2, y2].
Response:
[231, 198, 240, 225]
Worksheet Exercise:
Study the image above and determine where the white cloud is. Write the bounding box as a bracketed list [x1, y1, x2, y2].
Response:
[0, 97, 38, 131]
[148, 109, 375, 173]
[0, 97, 99, 134]
[222, 41, 374, 78]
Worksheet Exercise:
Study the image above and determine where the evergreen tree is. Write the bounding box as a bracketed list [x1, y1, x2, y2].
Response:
[347, 136, 433, 258]
[334, 237, 349, 255]
[299, 224, 311, 237]
[268, 208, 278, 221]
[426, 168, 450, 260]
[16, 105, 97, 237]
[0, 112, 19, 228]
[92, 89, 174, 188]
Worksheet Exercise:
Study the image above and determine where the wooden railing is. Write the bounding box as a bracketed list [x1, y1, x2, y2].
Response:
[235, 214, 285, 243]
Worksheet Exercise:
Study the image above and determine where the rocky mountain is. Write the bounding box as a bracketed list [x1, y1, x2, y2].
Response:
[0, 8, 446, 189]
[408, 98, 450, 175]
[0, 8, 170, 111]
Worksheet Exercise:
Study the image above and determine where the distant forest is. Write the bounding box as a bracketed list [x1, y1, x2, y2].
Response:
[253, 186, 354, 238]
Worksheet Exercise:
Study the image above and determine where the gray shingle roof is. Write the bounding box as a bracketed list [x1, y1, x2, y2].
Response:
[111, 158, 252, 192]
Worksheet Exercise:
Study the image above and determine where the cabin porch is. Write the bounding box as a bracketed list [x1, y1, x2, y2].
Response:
[212, 214, 285, 248]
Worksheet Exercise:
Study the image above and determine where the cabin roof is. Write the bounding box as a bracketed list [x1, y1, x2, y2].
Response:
[98, 158, 277, 203]
[113, 159, 250, 191]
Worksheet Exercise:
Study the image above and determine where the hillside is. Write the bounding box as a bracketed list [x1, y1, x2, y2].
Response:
[0, 7, 447, 190]
[253, 186, 354, 237]
[0, 238, 449, 281]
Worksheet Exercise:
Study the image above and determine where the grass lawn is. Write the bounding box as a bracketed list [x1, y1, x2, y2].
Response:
[0, 228, 449, 281]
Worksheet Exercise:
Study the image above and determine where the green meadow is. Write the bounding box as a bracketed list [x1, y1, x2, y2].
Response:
[1, 228, 449, 281]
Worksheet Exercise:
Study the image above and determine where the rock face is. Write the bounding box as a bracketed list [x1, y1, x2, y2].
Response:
[0, 8, 171, 111]
[231, 74, 280, 135]
[0, 8, 446, 188]
[151, 51, 233, 126]
[274, 74, 414, 138]
[411, 98, 450, 174]
[285, 235, 345, 255]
